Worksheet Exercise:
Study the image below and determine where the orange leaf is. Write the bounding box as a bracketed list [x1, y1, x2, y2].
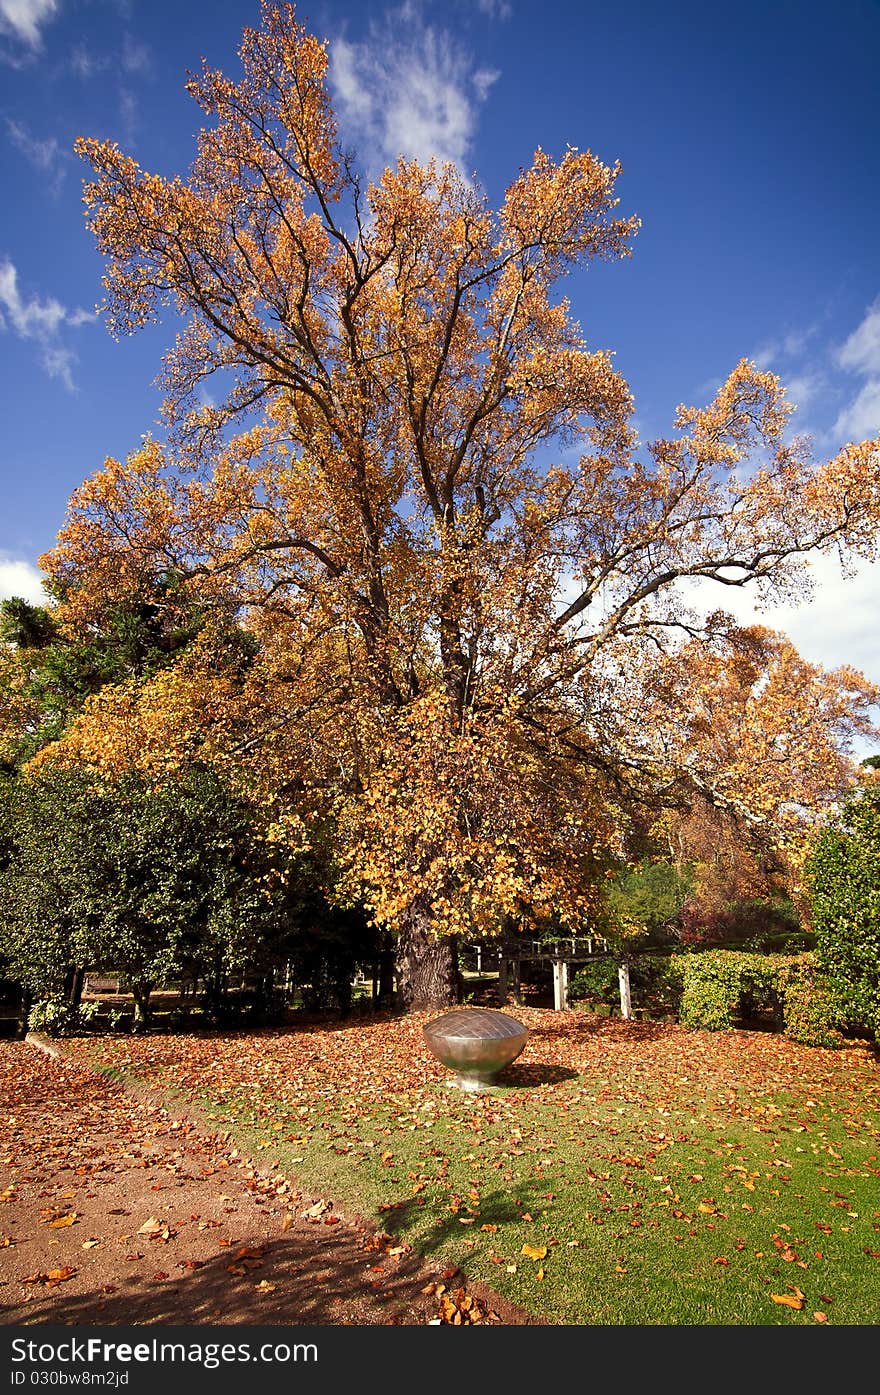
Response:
[520, 1244, 547, 1261]
[771, 1290, 805, 1310]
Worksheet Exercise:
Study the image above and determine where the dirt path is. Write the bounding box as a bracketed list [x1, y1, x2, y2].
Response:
[0, 1040, 509, 1326]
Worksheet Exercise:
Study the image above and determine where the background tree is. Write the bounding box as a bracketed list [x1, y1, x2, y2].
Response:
[40, 2, 880, 1007]
[0, 764, 329, 1028]
[805, 777, 880, 1041]
[607, 859, 693, 944]
[0, 585, 206, 770]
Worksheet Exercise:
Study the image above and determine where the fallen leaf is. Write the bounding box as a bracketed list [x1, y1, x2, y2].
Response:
[520, 1244, 548, 1261]
[771, 1290, 805, 1310]
[22, 1267, 78, 1287]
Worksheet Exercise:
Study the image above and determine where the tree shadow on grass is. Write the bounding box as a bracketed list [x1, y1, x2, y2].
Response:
[4, 1223, 439, 1327]
[380, 1182, 565, 1263]
[495, 1063, 579, 1088]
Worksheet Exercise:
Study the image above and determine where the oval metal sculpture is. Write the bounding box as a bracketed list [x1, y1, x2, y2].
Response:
[423, 1008, 528, 1091]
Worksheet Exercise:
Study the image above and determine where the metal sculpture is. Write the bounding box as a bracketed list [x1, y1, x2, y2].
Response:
[423, 1008, 528, 1091]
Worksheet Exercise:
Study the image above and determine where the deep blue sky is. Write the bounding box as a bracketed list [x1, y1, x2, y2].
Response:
[1, 0, 878, 680]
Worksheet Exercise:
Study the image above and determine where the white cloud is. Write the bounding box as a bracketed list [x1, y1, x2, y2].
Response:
[681, 550, 880, 683]
[0, 257, 95, 389]
[831, 297, 880, 445]
[476, 0, 512, 18]
[0, 0, 58, 47]
[837, 298, 880, 376]
[0, 259, 66, 336]
[0, 556, 47, 606]
[330, 8, 497, 174]
[834, 379, 880, 443]
[782, 371, 822, 415]
[6, 117, 66, 192]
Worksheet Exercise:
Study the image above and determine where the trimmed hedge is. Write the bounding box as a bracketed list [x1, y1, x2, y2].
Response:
[676, 950, 841, 1047]
[572, 950, 841, 1047]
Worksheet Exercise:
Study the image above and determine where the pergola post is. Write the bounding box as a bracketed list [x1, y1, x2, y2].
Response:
[552, 958, 569, 1012]
[497, 954, 509, 1006]
[618, 961, 633, 1020]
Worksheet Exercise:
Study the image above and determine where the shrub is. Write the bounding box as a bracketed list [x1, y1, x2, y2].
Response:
[28, 998, 100, 1038]
[568, 959, 619, 1008]
[629, 954, 683, 1018]
[805, 785, 880, 1041]
[675, 950, 841, 1046]
[776, 956, 841, 1048]
[677, 951, 762, 1030]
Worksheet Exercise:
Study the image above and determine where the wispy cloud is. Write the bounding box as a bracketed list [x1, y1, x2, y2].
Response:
[0, 0, 58, 48]
[330, 5, 499, 174]
[0, 555, 47, 606]
[71, 31, 151, 90]
[834, 297, 880, 443]
[118, 84, 138, 145]
[0, 257, 95, 390]
[476, 0, 512, 18]
[6, 117, 67, 192]
[121, 31, 150, 74]
[70, 41, 107, 78]
[837, 298, 880, 375]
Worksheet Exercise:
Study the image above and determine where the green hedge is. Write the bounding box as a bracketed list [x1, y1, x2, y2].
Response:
[676, 950, 840, 1047]
[572, 950, 840, 1047]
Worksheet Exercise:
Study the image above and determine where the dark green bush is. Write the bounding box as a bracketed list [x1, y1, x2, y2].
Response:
[568, 959, 619, 1007]
[629, 954, 683, 1017]
[806, 786, 880, 1041]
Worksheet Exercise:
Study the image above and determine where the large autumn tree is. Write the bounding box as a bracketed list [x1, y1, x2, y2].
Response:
[39, 3, 880, 1006]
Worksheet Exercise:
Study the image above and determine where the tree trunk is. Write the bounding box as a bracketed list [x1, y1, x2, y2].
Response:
[16, 987, 32, 1039]
[132, 983, 152, 1030]
[64, 966, 85, 1008]
[395, 911, 459, 1010]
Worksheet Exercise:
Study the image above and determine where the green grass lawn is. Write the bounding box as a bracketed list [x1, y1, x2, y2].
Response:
[74, 1010, 880, 1325]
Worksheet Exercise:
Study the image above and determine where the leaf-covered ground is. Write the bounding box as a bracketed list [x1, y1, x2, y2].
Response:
[0, 1040, 510, 1326]
[60, 1010, 880, 1325]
